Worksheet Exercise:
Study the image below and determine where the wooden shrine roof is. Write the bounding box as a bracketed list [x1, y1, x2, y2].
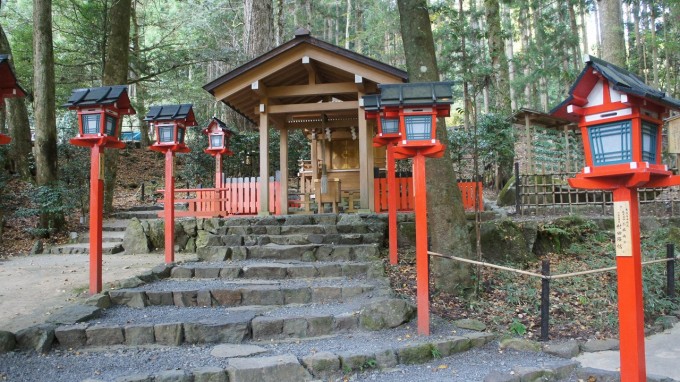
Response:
[203, 29, 408, 127]
[512, 108, 577, 130]
[0, 55, 27, 98]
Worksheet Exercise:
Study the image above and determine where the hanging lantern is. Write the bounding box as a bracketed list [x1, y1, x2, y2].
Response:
[203, 117, 236, 156]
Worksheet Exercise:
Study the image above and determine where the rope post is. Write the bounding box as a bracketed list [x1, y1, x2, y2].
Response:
[667, 244, 676, 301]
[141, 182, 145, 202]
[540, 259, 550, 341]
[515, 162, 521, 215]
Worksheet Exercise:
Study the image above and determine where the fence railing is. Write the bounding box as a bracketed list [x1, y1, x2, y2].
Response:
[373, 177, 483, 212]
[429, 243, 678, 341]
[160, 177, 281, 217]
[515, 163, 680, 216]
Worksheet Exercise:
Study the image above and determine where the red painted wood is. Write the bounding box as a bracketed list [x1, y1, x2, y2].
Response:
[164, 150, 175, 264]
[612, 187, 647, 382]
[413, 152, 430, 336]
[387, 144, 398, 265]
[457, 182, 483, 211]
[89, 144, 103, 294]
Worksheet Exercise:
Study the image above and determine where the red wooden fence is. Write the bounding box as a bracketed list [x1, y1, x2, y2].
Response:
[163, 177, 280, 217]
[373, 178, 482, 212]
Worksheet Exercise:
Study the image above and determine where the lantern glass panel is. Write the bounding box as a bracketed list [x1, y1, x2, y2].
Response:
[588, 120, 632, 166]
[105, 115, 117, 137]
[82, 114, 100, 135]
[210, 134, 223, 148]
[380, 118, 399, 135]
[404, 115, 432, 140]
[158, 125, 174, 143]
[177, 128, 185, 144]
[641, 121, 658, 163]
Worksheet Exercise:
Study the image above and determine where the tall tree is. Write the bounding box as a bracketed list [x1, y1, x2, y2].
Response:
[598, 0, 626, 66]
[396, 0, 474, 294]
[102, 0, 132, 213]
[33, 0, 58, 185]
[244, 0, 274, 59]
[484, 0, 510, 112]
[0, 24, 31, 179]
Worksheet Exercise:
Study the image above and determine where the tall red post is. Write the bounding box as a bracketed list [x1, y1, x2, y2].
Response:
[89, 144, 104, 294]
[164, 150, 175, 263]
[215, 153, 223, 188]
[413, 152, 430, 335]
[387, 144, 398, 265]
[612, 187, 646, 381]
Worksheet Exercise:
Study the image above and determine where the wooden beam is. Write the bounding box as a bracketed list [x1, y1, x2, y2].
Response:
[302, 56, 317, 84]
[285, 118, 358, 129]
[355, 75, 365, 93]
[259, 98, 270, 216]
[266, 82, 358, 98]
[251, 80, 267, 97]
[265, 101, 359, 115]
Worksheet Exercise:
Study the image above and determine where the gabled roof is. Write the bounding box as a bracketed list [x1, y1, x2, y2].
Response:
[204, 117, 238, 136]
[551, 55, 680, 122]
[204, 29, 407, 94]
[145, 104, 197, 126]
[202, 29, 408, 125]
[0, 54, 27, 98]
[64, 85, 135, 114]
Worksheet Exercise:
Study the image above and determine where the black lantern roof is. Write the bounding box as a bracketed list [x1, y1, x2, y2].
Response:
[378, 82, 454, 107]
[361, 94, 381, 112]
[145, 104, 196, 125]
[205, 117, 238, 136]
[551, 55, 680, 121]
[64, 85, 134, 111]
[0, 54, 28, 97]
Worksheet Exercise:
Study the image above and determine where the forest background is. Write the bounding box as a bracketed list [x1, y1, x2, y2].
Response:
[0, 0, 679, 239]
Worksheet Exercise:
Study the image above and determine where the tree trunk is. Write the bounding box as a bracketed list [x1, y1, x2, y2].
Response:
[503, 3, 516, 112]
[102, 0, 132, 213]
[245, 0, 274, 59]
[344, 0, 351, 49]
[484, 0, 510, 113]
[598, 0, 626, 66]
[131, 3, 150, 147]
[568, 0, 581, 67]
[459, 0, 471, 128]
[650, 1, 659, 87]
[633, 0, 642, 72]
[397, 0, 474, 294]
[521, 6, 532, 108]
[0, 24, 32, 179]
[33, 0, 58, 186]
[33, 0, 61, 230]
[580, 0, 589, 56]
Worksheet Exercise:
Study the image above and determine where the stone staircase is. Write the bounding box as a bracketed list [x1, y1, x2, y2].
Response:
[45, 206, 162, 255]
[3, 214, 580, 382]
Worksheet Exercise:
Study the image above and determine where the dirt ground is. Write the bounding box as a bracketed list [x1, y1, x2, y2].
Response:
[0, 252, 195, 333]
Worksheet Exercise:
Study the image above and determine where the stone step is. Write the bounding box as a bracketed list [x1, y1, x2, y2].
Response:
[112, 210, 161, 219]
[215, 223, 381, 236]
[108, 278, 383, 309]
[205, 232, 383, 247]
[197, 243, 381, 262]
[169, 261, 378, 280]
[102, 219, 130, 232]
[10, 324, 512, 382]
[54, 299, 392, 348]
[46, 242, 123, 255]
[79, 231, 125, 243]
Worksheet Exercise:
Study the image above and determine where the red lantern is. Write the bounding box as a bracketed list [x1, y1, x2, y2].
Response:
[0, 54, 28, 144]
[66, 85, 135, 149]
[147, 104, 196, 153]
[203, 117, 236, 156]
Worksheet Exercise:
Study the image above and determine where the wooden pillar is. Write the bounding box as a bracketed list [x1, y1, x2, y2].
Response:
[358, 99, 371, 211]
[525, 113, 533, 173]
[311, 133, 318, 187]
[163, 150, 175, 264]
[89, 144, 104, 294]
[564, 126, 571, 173]
[280, 127, 289, 215]
[259, 102, 270, 215]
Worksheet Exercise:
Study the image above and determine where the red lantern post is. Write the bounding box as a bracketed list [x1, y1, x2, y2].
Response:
[376, 82, 453, 336]
[65, 85, 136, 294]
[363, 95, 401, 265]
[203, 117, 235, 188]
[0, 54, 27, 144]
[147, 104, 196, 264]
[552, 55, 680, 381]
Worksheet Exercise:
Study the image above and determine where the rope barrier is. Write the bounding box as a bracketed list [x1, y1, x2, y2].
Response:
[428, 251, 678, 281]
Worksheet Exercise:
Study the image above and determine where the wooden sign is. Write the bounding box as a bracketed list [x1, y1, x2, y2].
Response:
[668, 116, 680, 154]
[613, 201, 632, 257]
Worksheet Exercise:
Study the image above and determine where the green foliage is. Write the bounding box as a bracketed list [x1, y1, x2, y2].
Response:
[360, 358, 378, 371]
[14, 182, 78, 237]
[508, 319, 527, 336]
[431, 347, 442, 359]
